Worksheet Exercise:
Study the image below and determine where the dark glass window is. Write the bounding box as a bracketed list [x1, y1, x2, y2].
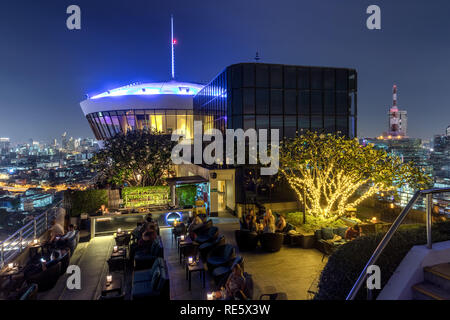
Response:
[256, 115, 269, 130]
[232, 89, 242, 115]
[324, 92, 335, 114]
[337, 117, 348, 133]
[270, 89, 283, 114]
[284, 90, 297, 114]
[311, 91, 323, 114]
[255, 64, 269, 87]
[270, 65, 283, 88]
[231, 65, 242, 88]
[297, 68, 310, 90]
[324, 117, 335, 133]
[311, 115, 323, 130]
[284, 115, 297, 137]
[298, 91, 310, 114]
[243, 64, 255, 87]
[256, 89, 269, 114]
[270, 115, 283, 137]
[244, 115, 255, 130]
[349, 70, 356, 91]
[336, 69, 348, 90]
[311, 68, 323, 90]
[324, 69, 335, 90]
[336, 92, 348, 115]
[298, 116, 310, 132]
[243, 88, 255, 114]
[233, 115, 243, 130]
[284, 67, 296, 89]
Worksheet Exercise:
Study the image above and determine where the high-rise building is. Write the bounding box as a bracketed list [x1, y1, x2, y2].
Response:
[0, 137, 10, 155]
[194, 63, 358, 138]
[386, 84, 407, 138]
[431, 128, 450, 184]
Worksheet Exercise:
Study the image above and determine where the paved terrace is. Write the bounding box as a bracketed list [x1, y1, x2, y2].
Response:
[38, 215, 326, 300]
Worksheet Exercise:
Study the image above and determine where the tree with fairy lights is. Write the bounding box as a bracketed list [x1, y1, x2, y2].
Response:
[279, 131, 431, 221]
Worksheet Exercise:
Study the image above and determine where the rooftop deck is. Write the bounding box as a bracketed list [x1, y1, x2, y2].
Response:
[37, 214, 326, 300]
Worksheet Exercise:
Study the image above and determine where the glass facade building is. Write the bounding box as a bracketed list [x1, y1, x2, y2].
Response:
[194, 63, 357, 138]
[86, 109, 194, 140]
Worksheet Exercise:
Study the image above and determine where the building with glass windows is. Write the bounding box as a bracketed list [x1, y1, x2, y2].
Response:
[80, 80, 204, 140]
[193, 63, 358, 138]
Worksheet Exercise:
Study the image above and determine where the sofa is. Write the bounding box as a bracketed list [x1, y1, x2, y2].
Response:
[195, 226, 219, 244]
[260, 233, 284, 252]
[131, 257, 170, 300]
[134, 237, 164, 270]
[206, 244, 236, 272]
[199, 236, 225, 261]
[27, 261, 62, 292]
[314, 227, 348, 255]
[211, 256, 244, 286]
[235, 230, 259, 251]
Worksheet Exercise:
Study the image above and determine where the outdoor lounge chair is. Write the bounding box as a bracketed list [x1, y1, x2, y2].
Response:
[235, 230, 259, 251]
[27, 261, 61, 292]
[199, 236, 225, 261]
[260, 232, 284, 252]
[206, 244, 236, 272]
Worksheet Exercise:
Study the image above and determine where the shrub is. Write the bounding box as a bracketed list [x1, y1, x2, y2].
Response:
[176, 185, 197, 207]
[315, 221, 450, 300]
[285, 212, 347, 233]
[122, 186, 170, 208]
[66, 189, 109, 217]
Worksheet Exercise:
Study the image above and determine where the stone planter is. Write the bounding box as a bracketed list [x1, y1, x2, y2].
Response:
[300, 233, 315, 249]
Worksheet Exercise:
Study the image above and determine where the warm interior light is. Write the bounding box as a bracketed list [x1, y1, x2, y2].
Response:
[180, 235, 185, 241]
[188, 257, 193, 264]
[8, 263, 14, 269]
[371, 217, 377, 223]
[106, 275, 112, 284]
[390, 203, 395, 209]
[207, 293, 213, 300]
[33, 239, 38, 244]
[113, 246, 118, 253]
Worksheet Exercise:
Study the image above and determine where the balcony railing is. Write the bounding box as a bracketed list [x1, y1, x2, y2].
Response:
[0, 202, 61, 268]
[346, 187, 450, 300]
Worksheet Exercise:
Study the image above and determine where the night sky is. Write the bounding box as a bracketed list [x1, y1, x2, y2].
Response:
[1, 0, 449, 143]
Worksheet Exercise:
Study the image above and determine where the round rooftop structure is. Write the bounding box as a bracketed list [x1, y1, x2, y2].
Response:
[80, 80, 204, 141]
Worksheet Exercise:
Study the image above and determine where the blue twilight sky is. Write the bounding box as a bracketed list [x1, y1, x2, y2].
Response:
[0, 0, 449, 143]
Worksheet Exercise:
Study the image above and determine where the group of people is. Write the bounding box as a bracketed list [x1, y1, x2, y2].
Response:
[241, 209, 287, 234]
[135, 214, 159, 251]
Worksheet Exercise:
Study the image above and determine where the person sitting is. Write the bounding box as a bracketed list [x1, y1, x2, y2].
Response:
[243, 214, 257, 232]
[137, 229, 157, 251]
[276, 215, 287, 233]
[48, 220, 64, 244]
[214, 264, 247, 300]
[345, 224, 361, 240]
[261, 210, 276, 233]
[187, 213, 203, 235]
[55, 224, 76, 249]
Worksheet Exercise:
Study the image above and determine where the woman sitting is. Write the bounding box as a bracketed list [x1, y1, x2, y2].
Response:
[345, 224, 362, 240]
[276, 215, 287, 233]
[214, 264, 248, 300]
[262, 210, 276, 233]
[187, 213, 203, 239]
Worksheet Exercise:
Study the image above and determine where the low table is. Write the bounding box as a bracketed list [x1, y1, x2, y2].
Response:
[108, 247, 127, 271]
[185, 259, 205, 291]
[101, 274, 122, 297]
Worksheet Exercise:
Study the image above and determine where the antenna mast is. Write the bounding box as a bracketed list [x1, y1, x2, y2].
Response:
[171, 15, 175, 79]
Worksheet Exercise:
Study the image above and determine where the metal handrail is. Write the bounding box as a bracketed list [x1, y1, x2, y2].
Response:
[346, 187, 450, 300]
[0, 201, 62, 268]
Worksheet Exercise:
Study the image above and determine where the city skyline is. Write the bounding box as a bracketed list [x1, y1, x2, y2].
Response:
[1, 0, 450, 142]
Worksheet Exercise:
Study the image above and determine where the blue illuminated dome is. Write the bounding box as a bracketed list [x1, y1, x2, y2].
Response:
[91, 80, 204, 99]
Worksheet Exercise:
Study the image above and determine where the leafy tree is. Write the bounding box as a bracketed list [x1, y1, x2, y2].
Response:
[279, 132, 431, 220]
[89, 130, 176, 187]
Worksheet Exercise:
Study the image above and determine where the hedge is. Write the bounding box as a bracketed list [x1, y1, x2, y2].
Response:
[122, 186, 170, 208]
[315, 221, 450, 300]
[176, 185, 197, 208]
[66, 189, 109, 217]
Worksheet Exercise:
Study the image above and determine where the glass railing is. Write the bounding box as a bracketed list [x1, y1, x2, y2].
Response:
[0, 202, 61, 268]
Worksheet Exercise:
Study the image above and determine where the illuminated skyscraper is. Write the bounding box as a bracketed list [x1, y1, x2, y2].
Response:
[387, 84, 407, 138]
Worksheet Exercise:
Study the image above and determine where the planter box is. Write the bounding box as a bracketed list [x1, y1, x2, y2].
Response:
[301, 233, 316, 249]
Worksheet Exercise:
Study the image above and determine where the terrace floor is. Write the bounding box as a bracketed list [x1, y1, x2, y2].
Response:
[38, 213, 326, 300]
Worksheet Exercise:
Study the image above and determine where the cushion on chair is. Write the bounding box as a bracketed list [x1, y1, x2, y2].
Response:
[321, 228, 334, 240]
